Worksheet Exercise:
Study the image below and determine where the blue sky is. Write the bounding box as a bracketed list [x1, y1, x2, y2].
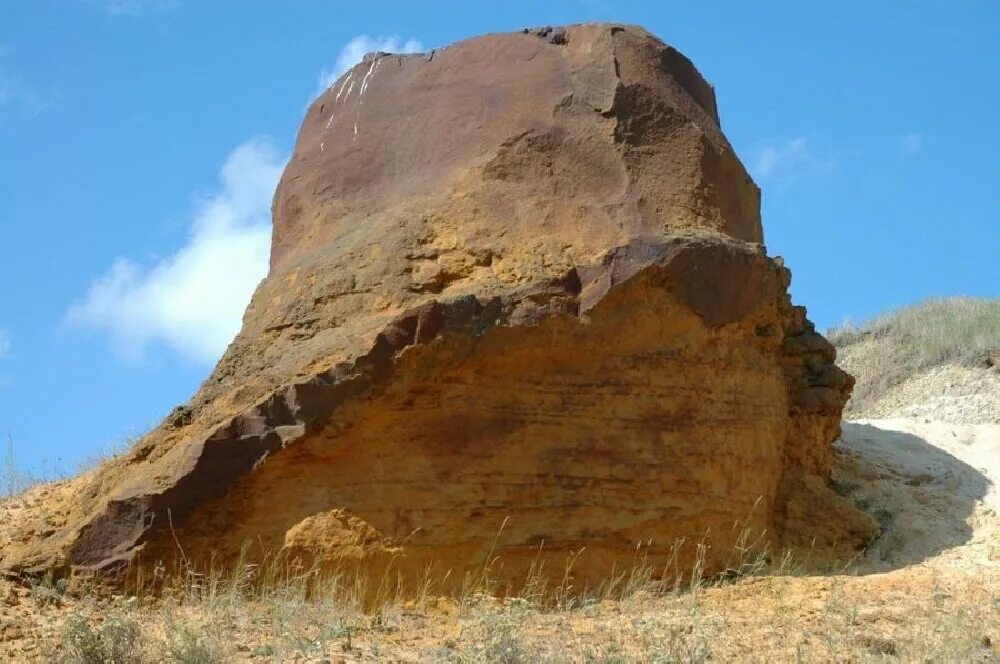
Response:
[1, 1, 998, 474]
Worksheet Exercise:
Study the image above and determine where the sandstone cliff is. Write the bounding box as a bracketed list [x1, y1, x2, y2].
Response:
[0, 24, 875, 590]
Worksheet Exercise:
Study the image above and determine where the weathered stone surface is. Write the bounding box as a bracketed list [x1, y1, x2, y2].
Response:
[0, 23, 874, 590]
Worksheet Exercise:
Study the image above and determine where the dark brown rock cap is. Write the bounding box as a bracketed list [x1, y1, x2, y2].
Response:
[271, 23, 761, 273]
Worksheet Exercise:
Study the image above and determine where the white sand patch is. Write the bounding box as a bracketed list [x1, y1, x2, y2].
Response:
[837, 417, 999, 576]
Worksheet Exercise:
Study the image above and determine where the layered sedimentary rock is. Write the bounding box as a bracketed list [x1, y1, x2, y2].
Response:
[0, 24, 876, 589]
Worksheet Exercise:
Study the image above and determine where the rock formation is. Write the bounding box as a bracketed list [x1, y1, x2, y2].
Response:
[0, 24, 876, 590]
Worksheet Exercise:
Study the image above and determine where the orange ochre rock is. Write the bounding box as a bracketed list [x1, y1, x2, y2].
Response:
[0, 24, 876, 591]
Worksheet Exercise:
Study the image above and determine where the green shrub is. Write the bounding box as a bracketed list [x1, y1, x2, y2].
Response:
[60, 612, 143, 664]
[465, 597, 535, 663]
[31, 575, 68, 608]
[163, 618, 222, 663]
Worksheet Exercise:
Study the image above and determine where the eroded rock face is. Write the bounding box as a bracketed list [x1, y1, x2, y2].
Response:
[0, 24, 875, 589]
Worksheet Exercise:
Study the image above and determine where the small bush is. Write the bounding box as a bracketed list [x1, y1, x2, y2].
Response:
[465, 596, 535, 663]
[60, 612, 143, 664]
[163, 618, 222, 663]
[31, 576, 68, 608]
[635, 617, 712, 663]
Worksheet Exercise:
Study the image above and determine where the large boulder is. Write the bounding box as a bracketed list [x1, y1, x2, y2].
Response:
[0, 24, 875, 589]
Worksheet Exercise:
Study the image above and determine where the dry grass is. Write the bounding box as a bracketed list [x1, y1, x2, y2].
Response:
[4, 559, 992, 662]
[2, 468, 993, 661]
[0, 512, 993, 662]
[3, 434, 39, 499]
[829, 296, 1000, 413]
[2, 433, 129, 500]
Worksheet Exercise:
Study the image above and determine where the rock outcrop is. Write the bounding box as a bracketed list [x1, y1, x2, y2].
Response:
[0, 24, 876, 590]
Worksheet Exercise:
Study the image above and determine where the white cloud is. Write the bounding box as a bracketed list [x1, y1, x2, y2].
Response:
[750, 136, 836, 183]
[901, 131, 923, 155]
[752, 137, 808, 178]
[312, 34, 424, 101]
[67, 138, 285, 364]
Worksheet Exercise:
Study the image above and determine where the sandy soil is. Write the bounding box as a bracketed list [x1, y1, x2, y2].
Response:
[847, 364, 1000, 424]
[840, 417, 999, 574]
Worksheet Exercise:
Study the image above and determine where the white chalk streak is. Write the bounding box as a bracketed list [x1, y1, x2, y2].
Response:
[334, 71, 354, 103]
[323, 71, 358, 133]
[358, 56, 380, 103]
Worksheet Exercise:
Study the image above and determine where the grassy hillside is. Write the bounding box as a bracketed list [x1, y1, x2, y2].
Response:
[829, 296, 1000, 416]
